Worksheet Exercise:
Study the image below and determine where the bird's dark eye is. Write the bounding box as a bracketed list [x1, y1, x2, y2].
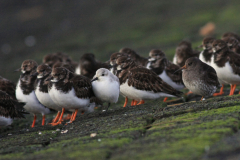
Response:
[188, 62, 192, 66]
[102, 74, 104, 76]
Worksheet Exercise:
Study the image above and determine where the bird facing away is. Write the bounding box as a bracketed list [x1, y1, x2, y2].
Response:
[173, 40, 199, 67]
[147, 49, 184, 102]
[15, 60, 50, 127]
[115, 56, 183, 107]
[75, 53, 110, 79]
[91, 68, 120, 112]
[48, 67, 93, 125]
[178, 57, 221, 100]
[211, 39, 240, 96]
[33, 64, 62, 125]
[119, 48, 148, 67]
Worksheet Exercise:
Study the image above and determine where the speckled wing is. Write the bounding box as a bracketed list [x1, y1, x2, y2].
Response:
[127, 68, 183, 97]
[0, 91, 26, 118]
[71, 75, 94, 99]
[229, 52, 240, 76]
[165, 62, 184, 85]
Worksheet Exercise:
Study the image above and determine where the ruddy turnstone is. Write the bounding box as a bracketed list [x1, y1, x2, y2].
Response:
[147, 49, 184, 102]
[33, 64, 62, 125]
[222, 36, 240, 54]
[211, 39, 240, 96]
[52, 62, 75, 73]
[199, 37, 215, 65]
[43, 52, 77, 68]
[119, 48, 148, 67]
[178, 57, 221, 100]
[0, 76, 17, 100]
[173, 40, 199, 67]
[109, 52, 128, 75]
[0, 90, 26, 126]
[47, 67, 93, 125]
[221, 32, 240, 41]
[91, 68, 120, 112]
[15, 60, 50, 127]
[75, 53, 109, 79]
[115, 56, 183, 106]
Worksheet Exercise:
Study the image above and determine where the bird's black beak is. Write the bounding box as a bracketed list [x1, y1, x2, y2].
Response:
[31, 72, 38, 77]
[14, 68, 21, 72]
[91, 77, 98, 82]
[174, 65, 186, 74]
[109, 64, 113, 68]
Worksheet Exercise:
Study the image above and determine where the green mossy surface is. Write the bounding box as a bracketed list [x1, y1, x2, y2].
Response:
[1, 95, 240, 160]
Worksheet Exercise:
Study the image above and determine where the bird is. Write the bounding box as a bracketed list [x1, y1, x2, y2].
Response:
[0, 90, 26, 126]
[33, 64, 62, 125]
[221, 32, 240, 42]
[115, 56, 183, 107]
[0, 76, 17, 100]
[119, 48, 148, 67]
[147, 49, 184, 102]
[173, 40, 199, 67]
[211, 39, 240, 96]
[75, 53, 110, 79]
[177, 57, 221, 101]
[109, 52, 128, 75]
[43, 52, 77, 69]
[47, 67, 93, 125]
[198, 37, 225, 96]
[91, 68, 120, 112]
[222, 36, 240, 54]
[15, 60, 50, 127]
[199, 37, 215, 65]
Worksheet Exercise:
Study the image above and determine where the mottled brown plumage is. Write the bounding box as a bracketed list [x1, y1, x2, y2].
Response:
[116, 56, 182, 97]
[212, 39, 240, 76]
[18, 60, 38, 95]
[51, 67, 93, 99]
[199, 37, 215, 64]
[222, 36, 240, 54]
[0, 90, 26, 119]
[119, 48, 148, 67]
[147, 49, 184, 87]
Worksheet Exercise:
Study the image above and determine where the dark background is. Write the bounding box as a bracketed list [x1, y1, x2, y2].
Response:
[1, 0, 240, 81]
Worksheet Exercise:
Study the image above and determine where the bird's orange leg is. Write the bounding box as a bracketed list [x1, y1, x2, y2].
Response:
[230, 84, 237, 96]
[42, 115, 46, 126]
[137, 100, 145, 105]
[163, 97, 168, 102]
[51, 108, 65, 126]
[49, 111, 61, 125]
[213, 84, 224, 96]
[185, 91, 193, 95]
[133, 100, 138, 105]
[123, 97, 128, 107]
[200, 96, 204, 101]
[131, 100, 134, 106]
[67, 109, 79, 124]
[31, 114, 37, 128]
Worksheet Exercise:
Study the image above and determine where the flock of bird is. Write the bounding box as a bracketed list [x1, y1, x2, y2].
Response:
[0, 31, 240, 128]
